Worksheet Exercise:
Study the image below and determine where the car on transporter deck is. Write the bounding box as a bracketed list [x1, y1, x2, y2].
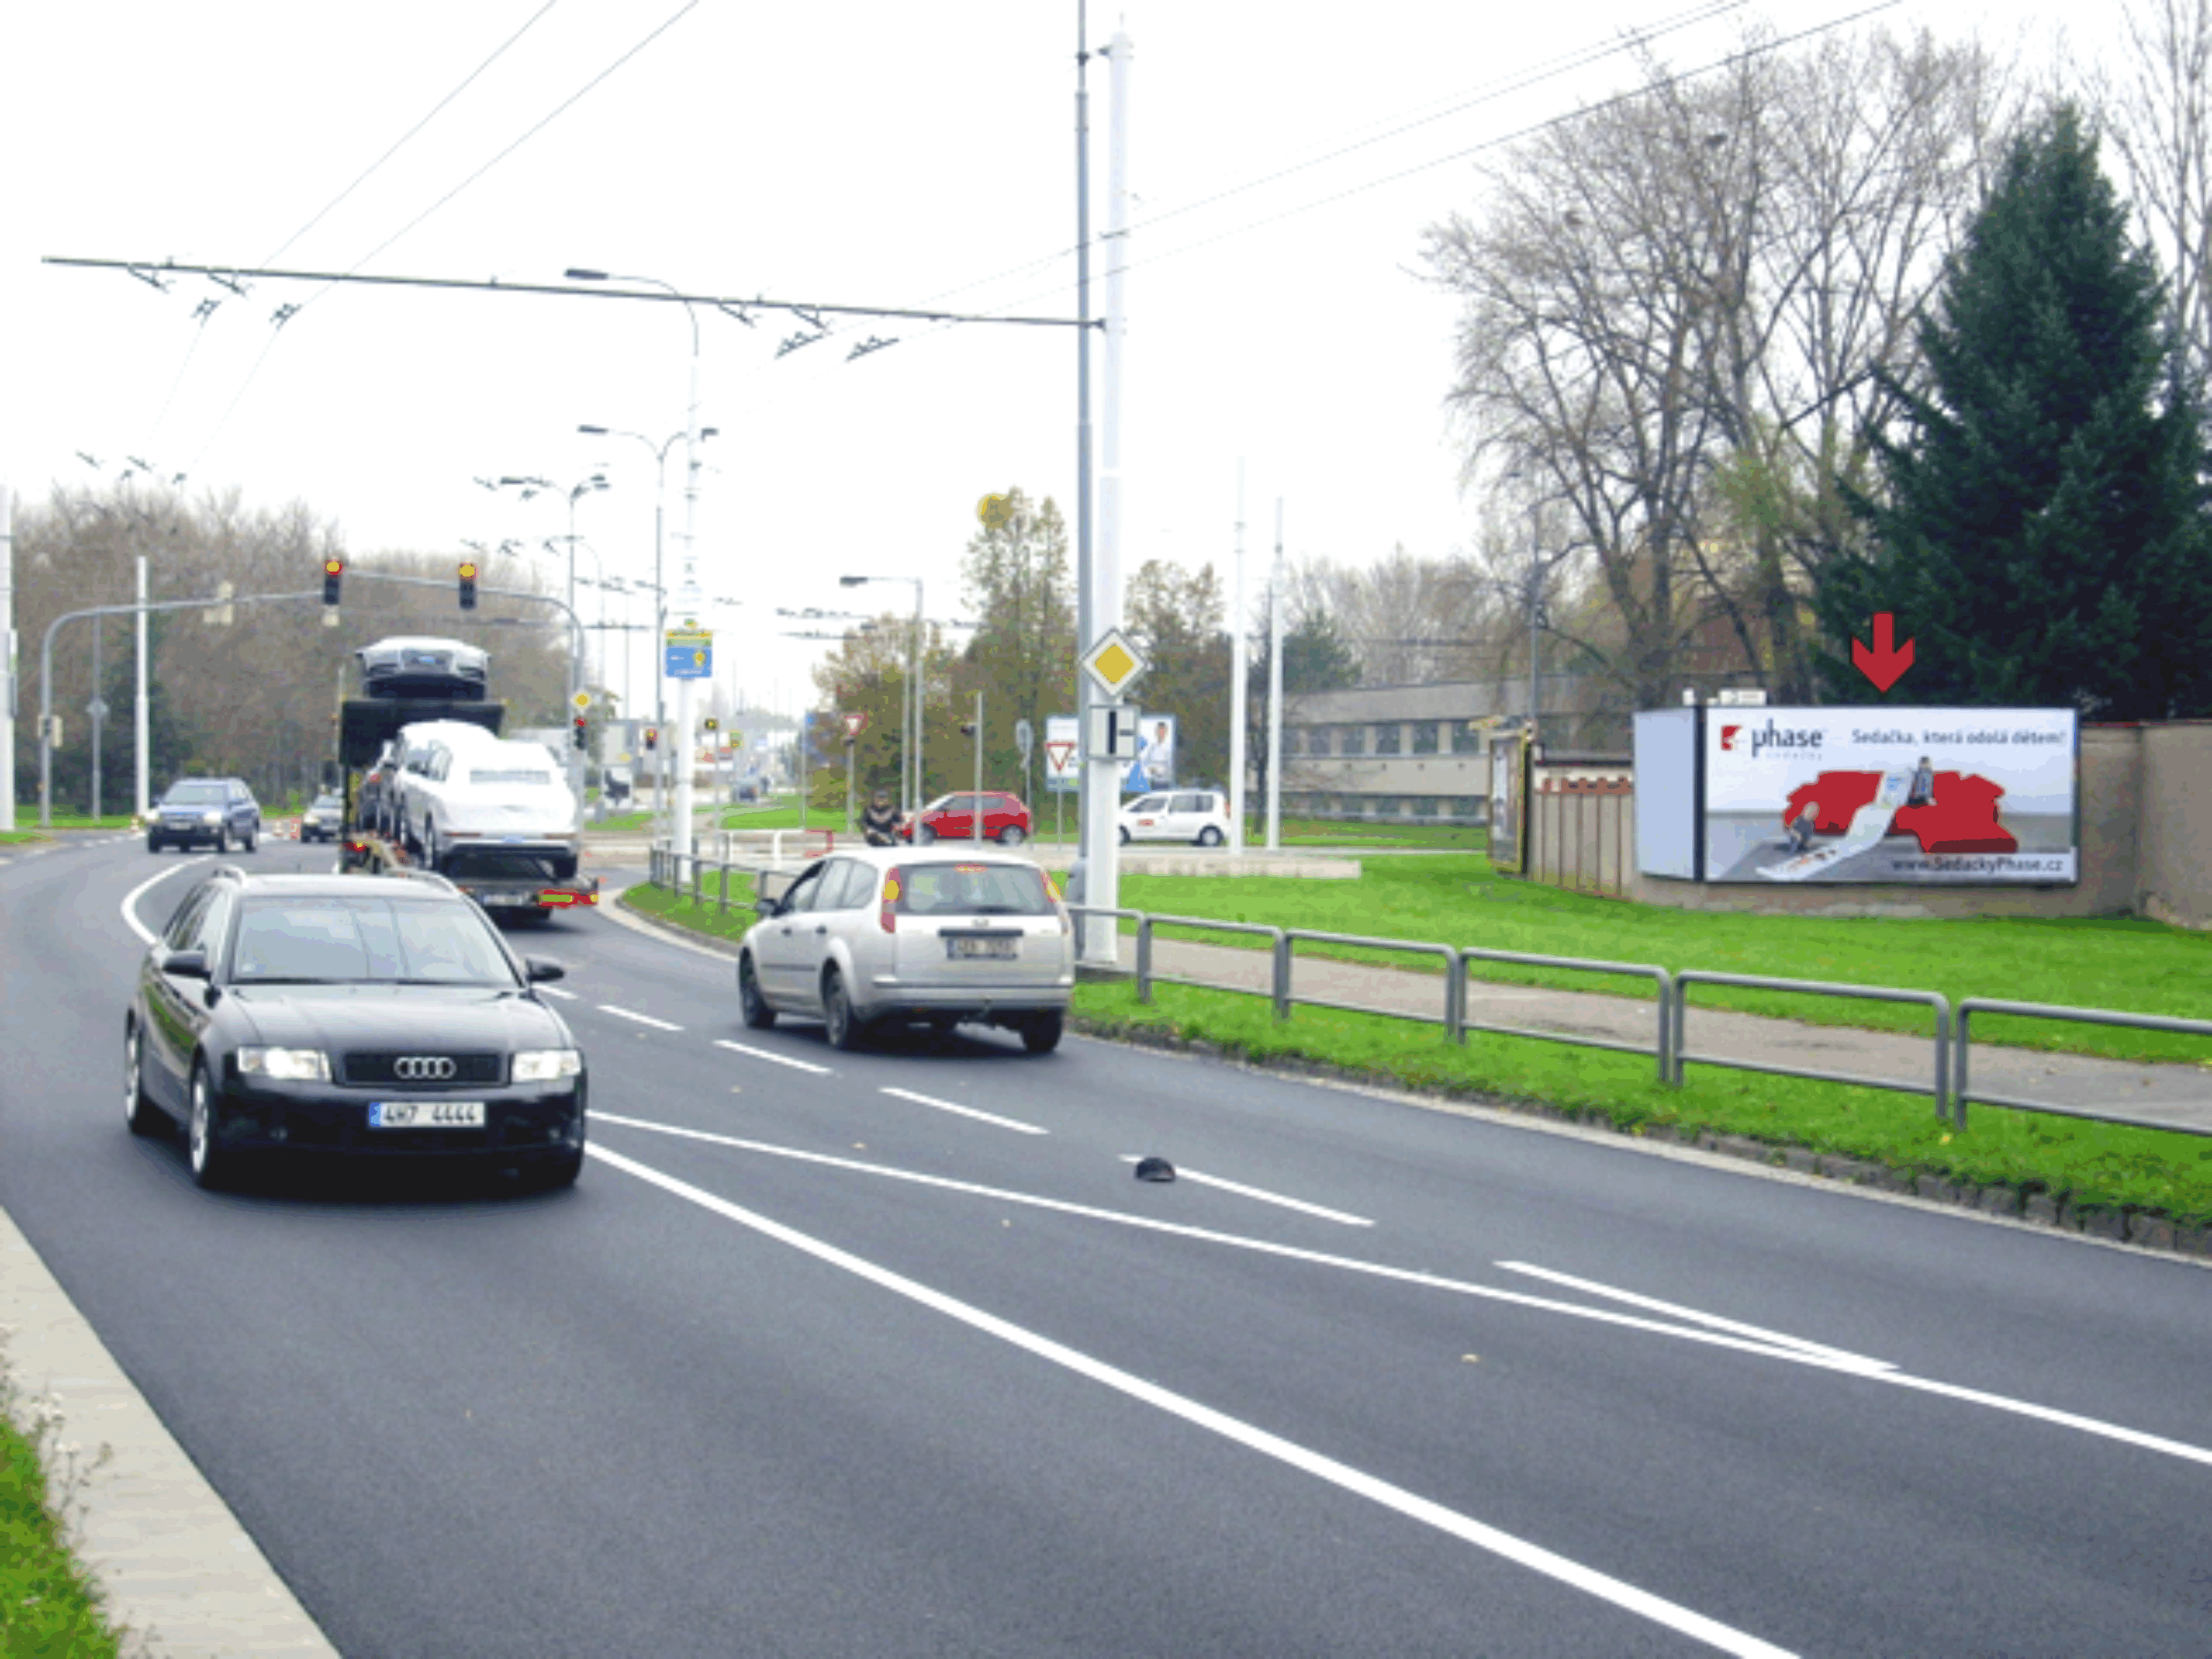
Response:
[735, 846, 1072, 1052]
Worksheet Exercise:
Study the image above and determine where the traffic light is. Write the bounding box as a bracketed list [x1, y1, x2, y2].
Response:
[571, 714, 588, 752]
[703, 718, 718, 733]
[322, 557, 343, 606]
[644, 727, 659, 752]
[458, 561, 479, 611]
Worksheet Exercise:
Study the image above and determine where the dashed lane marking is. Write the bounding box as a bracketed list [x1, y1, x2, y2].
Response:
[1117, 1155, 1373, 1226]
[600, 1005, 684, 1032]
[881, 1087, 1046, 1136]
[714, 1039, 831, 1075]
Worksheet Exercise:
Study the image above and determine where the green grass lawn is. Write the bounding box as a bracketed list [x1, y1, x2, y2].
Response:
[1271, 815, 1488, 850]
[1072, 979, 2212, 1225]
[0, 1358, 124, 1658]
[1089, 854, 2212, 1067]
[621, 873, 761, 942]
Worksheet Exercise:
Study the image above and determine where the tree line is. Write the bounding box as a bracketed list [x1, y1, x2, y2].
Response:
[8, 479, 571, 817]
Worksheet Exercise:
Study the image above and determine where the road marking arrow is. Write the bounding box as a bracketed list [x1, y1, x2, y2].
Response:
[1851, 611, 1915, 692]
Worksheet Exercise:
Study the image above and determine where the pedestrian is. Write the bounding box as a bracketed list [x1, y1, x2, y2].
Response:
[1906, 756, 1936, 809]
[862, 788, 902, 847]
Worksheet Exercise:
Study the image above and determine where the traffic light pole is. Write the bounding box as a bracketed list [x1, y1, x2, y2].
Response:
[38, 590, 321, 826]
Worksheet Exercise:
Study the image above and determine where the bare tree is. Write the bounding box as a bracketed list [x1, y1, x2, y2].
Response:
[1423, 24, 2019, 705]
[2098, 0, 2212, 392]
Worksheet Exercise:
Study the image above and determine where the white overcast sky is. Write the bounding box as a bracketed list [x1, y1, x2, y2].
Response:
[3, 0, 2093, 722]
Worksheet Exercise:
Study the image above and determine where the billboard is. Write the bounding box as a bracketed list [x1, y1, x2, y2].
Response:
[1125, 713, 1176, 793]
[1702, 708, 2078, 883]
[1488, 729, 1528, 873]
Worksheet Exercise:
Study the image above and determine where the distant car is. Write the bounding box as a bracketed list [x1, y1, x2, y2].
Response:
[736, 848, 1072, 1053]
[300, 792, 345, 843]
[354, 635, 489, 702]
[897, 791, 1033, 846]
[124, 866, 585, 1190]
[1119, 790, 1231, 847]
[148, 777, 260, 854]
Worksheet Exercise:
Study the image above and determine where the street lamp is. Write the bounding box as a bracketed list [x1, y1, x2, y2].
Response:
[569, 266, 710, 860]
[578, 421, 717, 838]
[841, 574, 923, 821]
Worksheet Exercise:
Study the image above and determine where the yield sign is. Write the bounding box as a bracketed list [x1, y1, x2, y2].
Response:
[1043, 739, 1079, 778]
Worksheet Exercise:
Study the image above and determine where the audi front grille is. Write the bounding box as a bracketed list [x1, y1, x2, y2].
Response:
[339, 1053, 505, 1087]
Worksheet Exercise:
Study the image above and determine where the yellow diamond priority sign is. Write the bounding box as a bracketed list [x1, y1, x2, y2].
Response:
[1079, 627, 1149, 699]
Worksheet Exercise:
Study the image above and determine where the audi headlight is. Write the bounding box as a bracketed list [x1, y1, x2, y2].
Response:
[511, 1048, 582, 1082]
[236, 1047, 330, 1081]
[202, 810, 223, 825]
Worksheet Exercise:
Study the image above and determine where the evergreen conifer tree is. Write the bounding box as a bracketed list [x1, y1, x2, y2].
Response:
[1812, 104, 2212, 718]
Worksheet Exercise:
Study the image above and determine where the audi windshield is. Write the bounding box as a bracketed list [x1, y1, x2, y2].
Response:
[228, 897, 519, 985]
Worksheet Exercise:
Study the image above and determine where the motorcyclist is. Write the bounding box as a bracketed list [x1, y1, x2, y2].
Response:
[862, 789, 902, 847]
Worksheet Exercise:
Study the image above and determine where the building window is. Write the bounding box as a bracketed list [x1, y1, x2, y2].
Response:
[1375, 724, 1402, 756]
[1452, 722, 1485, 754]
[1339, 725, 1366, 757]
[1413, 722, 1440, 755]
[1305, 727, 1330, 757]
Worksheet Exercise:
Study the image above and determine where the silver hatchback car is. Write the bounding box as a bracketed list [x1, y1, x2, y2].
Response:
[737, 848, 1074, 1052]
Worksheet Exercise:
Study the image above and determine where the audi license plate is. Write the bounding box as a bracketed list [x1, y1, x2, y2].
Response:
[368, 1101, 487, 1129]
[947, 937, 1017, 961]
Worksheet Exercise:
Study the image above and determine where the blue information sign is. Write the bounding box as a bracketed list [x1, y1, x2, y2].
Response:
[664, 631, 712, 679]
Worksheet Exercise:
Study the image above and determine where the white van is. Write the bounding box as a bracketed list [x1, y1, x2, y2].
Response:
[1118, 790, 1231, 846]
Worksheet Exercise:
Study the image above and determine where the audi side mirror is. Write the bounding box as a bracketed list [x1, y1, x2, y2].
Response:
[523, 957, 566, 984]
[161, 950, 211, 980]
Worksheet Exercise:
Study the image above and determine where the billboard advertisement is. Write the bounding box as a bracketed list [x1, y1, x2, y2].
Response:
[1125, 713, 1176, 793]
[1702, 708, 2078, 883]
[1488, 729, 1528, 873]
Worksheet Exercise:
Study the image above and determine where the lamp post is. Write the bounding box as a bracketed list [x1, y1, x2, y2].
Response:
[840, 574, 923, 821]
[569, 266, 709, 859]
[577, 421, 716, 838]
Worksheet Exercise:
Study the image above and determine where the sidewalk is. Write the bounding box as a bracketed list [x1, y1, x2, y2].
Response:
[1108, 933, 2212, 1137]
[0, 1209, 338, 1657]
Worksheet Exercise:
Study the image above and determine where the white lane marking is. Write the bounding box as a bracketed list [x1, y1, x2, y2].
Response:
[587, 1141, 1796, 1658]
[881, 1087, 1046, 1136]
[713, 1039, 831, 1075]
[600, 1005, 683, 1031]
[120, 855, 214, 946]
[1495, 1262, 1893, 1371]
[1117, 1155, 1373, 1227]
[536, 985, 580, 1000]
[586, 1110, 2212, 1470]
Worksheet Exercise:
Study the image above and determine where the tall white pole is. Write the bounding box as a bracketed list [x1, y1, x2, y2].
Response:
[912, 580, 925, 816]
[0, 482, 14, 833]
[134, 552, 149, 819]
[1228, 462, 1247, 854]
[671, 305, 702, 861]
[1266, 498, 1284, 852]
[1079, 20, 1132, 965]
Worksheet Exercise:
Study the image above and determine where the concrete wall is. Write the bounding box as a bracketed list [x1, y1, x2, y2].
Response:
[2137, 721, 2212, 929]
[1529, 721, 2204, 922]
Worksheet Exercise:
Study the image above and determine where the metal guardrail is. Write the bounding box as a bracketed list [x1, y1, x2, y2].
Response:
[1137, 913, 1287, 1006]
[1289, 929, 1463, 1042]
[1674, 971, 1952, 1120]
[1953, 999, 2212, 1136]
[1461, 948, 1673, 1081]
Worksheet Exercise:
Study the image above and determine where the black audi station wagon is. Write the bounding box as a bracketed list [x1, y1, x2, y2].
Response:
[125, 867, 586, 1190]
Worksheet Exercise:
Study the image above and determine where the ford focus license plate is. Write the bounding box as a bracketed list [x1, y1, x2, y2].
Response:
[948, 937, 1017, 960]
[369, 1101, 487, 1129]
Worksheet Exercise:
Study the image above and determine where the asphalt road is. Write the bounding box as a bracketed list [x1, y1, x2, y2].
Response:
[2, 832, 2209, 1657]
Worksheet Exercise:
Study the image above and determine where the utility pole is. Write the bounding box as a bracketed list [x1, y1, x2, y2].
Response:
[1229, 462, 1247, 854]
[0, 482, 14, 833]
[135, 553, 149, 819]
[1267, 499, 1284, 851]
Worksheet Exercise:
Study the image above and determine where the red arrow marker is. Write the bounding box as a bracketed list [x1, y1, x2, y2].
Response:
[1852, 611, 1915, 692]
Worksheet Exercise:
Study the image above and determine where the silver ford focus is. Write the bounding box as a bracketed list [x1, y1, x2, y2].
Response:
[736, 848, 1074, 1053]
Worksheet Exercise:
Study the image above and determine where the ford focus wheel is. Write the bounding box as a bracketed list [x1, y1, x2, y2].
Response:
[823, 969, 866, 1052]
[738, 954, 777, 1029]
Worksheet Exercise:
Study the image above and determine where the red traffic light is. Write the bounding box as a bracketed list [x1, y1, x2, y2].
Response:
[322, 557, 343, 606]
[644, 727, 659, 752]
[571, 714, 588, 751]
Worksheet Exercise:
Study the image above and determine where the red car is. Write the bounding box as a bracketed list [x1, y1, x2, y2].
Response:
[899, 791, 1033, 845]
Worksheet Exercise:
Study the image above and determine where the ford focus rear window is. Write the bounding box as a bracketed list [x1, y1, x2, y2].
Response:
[893, 863, 1053, 916]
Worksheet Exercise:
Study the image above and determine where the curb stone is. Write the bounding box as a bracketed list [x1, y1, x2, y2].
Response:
[1065, 1013, 2212, 1267]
